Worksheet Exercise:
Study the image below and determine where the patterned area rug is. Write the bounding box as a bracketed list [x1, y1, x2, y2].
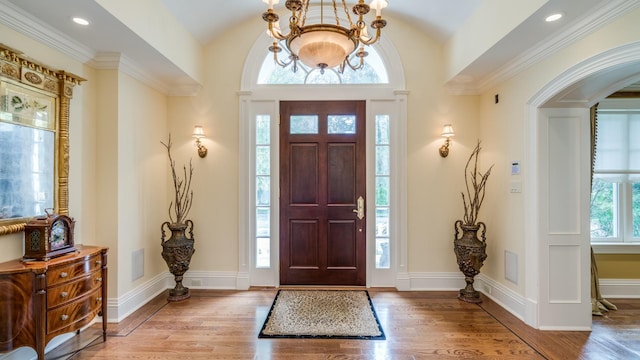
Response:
[259, 290, 385, 340]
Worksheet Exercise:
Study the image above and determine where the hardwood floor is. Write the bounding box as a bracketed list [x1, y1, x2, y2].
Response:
[44, 289, 639, 360]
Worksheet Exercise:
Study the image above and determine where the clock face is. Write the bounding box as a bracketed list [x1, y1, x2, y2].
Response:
[50, 220, 67, 250]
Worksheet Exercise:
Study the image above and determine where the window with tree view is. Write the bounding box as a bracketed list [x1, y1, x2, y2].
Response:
[591, 108, 640, 244]
[258, 46, 388, 85]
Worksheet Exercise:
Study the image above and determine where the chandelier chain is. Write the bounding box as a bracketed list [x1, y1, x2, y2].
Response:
[331, 1, 340, 27]
[300, 0, 309, 27]
[341, 0, 354, 29]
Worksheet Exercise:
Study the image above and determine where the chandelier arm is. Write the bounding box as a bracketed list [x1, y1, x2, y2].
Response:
[274, 52, 294, 68]
[268, 27, 288, 41]
[271, 49, 300, 73]
[358, 28, 382, 45]
[339, 54, 365, 73]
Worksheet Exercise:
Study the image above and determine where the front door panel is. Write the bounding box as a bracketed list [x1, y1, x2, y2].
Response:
[280, 100, 366, 285]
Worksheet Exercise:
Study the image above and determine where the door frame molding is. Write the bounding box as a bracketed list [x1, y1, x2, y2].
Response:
[238, 87, 407, 289]
[239, 30, 407, 289]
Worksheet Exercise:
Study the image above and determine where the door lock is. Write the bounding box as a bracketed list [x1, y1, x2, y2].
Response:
[353, 196, 365, 220]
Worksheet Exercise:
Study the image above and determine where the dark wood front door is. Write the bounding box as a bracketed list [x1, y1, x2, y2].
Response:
[280, 100, 366, 285]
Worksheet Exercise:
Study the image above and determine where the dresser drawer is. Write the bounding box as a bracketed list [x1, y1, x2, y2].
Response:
[47, 254, 103, 286]
[47, 288, 103, 334]
[47, 270, 103, 309]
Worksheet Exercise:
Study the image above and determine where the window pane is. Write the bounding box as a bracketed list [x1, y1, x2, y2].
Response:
[256, 115, 270, 145]
[256, 237, 270, 268]
[590, 178, 616, 238]
[375, 113, 391, 270]
[306, 69, 341, 84]
[290, 115, 318, 134]
[256, 176, 270, 206]
[256, 207, 270, 238]
[376, 146, 390, 175]
[256, 146, 270, 175]
[633, 182, 640, 238]
[258, 44, 388, 85]
[375, 115, 390, 144]
[376, 238, 390, 269]
[376, 208, 389, 237]
[376, 177, 390, 206]
[328, 115, 356, 134]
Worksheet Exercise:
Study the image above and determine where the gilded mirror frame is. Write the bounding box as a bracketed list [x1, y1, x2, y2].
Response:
[0, 45, 84, 235]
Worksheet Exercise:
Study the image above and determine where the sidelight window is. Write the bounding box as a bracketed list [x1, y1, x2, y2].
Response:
[375, 115, 391, 268]
[256, 114, 271, 268]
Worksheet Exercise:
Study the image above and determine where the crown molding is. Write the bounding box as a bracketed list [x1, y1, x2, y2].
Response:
[0, 0, 94, 63]
[0, 0, 200, 96]
[476, 0, 640, 94]
[89, 52, 174, 95]
[167, 84, 202, 97]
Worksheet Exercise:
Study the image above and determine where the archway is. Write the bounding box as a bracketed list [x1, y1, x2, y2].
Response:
[525, 41, 640, 329]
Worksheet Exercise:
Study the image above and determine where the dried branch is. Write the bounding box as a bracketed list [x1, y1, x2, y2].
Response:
[161, 134, 194, 224]
[461, 140, 494, 225]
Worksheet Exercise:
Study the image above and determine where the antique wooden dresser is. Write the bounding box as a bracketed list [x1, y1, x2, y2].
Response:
[0, 245, 108, 359]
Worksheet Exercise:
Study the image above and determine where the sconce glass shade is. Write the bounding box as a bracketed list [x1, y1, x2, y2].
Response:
[441, 124, 455, 138]
[192, 125, 205, 138]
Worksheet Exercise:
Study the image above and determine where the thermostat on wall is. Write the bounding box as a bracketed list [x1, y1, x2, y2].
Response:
[511, 161, 520, 175]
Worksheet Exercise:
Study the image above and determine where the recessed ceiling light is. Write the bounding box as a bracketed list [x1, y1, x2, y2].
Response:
[72, 17, 90, 26]
[545, 13, 563, 22]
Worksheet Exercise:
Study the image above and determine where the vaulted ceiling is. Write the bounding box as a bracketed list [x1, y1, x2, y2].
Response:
[1, 0, 638, 100]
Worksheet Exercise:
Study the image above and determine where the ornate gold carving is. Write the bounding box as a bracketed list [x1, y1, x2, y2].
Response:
[0, 44, 84, 235]
[44, 79, 57, 92]
[1, 63, 19, 79]
[63, 84, 73, 98]
[23, 71, 43, 85]
[0, 222, 26, 236]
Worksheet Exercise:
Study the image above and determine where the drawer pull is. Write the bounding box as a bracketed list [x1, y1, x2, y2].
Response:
[61, 314, 69, 321]
[60, 292, 69, 298]
[96, 277, 103, 282]
[96, 260, 102, 266]
[60, 272, 68, 278]
[97, 297, 103, 302]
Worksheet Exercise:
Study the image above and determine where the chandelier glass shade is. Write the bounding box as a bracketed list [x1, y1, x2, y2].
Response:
[262, 0, 387, 73]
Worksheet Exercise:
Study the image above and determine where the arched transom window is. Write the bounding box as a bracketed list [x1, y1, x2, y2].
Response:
[257, 46, 389, 85]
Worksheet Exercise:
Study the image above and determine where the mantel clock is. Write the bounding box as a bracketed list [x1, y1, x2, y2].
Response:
[23, 210, 76, 261]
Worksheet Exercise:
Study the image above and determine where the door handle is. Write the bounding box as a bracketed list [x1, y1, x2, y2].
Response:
[353, 196, 365, 220]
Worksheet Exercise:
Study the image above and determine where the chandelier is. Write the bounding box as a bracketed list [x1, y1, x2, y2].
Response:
[262, 0, 388, 73]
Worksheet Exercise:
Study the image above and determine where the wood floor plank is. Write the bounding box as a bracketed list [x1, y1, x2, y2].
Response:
[43, 289, 638, 359]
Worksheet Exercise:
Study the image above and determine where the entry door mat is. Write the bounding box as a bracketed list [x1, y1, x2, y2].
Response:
[259, 290, 385, 340]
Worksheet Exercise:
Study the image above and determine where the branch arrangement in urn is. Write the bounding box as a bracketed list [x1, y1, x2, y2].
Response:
[160, 134, 194, 224]
[461, 140, 494, 226]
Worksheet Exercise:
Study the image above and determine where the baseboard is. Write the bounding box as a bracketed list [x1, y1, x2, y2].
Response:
[181, 270, 240, 289]
[403, 272, 528, 324]
[475, 274, 527, 322]
[403, 272, 465, 291]
[599, 278, 640, 298]
[107, 272, 170, 322]
[107, 271, 240, 323]
[110, 271, 640, 330]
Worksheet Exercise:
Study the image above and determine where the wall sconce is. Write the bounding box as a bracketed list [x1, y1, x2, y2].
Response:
[192, 125, 208, 158]
[439, 124, 455, 158]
